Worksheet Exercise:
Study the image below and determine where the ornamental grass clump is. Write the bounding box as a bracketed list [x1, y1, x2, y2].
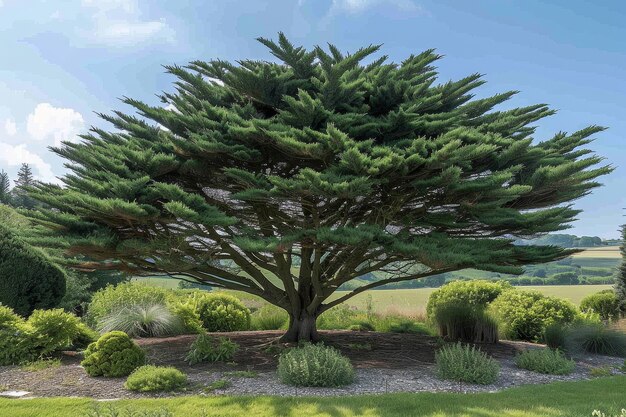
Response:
[435, 342, 499, 385]
[515, 348, 575, 375]
[277, 343, 355, 387]
[81, 331, 145, 377]
[97, 303, 184, 338]
[565, 323, 626, 357]
[124, 365, 187, 392]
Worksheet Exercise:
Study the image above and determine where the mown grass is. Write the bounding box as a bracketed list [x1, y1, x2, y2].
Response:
[1, 376, 625, 417]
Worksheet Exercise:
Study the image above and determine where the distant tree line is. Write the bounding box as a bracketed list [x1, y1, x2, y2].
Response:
[514, 234, 607, 248]
[0, 163, 42, 209]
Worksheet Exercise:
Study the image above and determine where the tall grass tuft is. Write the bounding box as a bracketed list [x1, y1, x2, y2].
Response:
[251, 305, 288, 330]
[565, 323, 626, 357]
[98, 303, 184, 338]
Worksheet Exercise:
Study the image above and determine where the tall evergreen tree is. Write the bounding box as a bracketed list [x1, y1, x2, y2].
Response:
[13, 163, 38, 209]
[0, 170, 11, 205]
[615, 225, 626, 314]
[28, 35, 611, 341]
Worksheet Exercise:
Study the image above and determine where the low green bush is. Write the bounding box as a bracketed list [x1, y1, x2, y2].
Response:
[97, 303, 184, 338]
[0, 306, 38, 365]
[185, 334, 238, 364]
[124, 365, 187, 392]
[580, 291, 621, 322]
[81, 331, 146, 377]
[426, 280, 509, 319]
[251, 304, 288, 330]
[277, 343, 355, 387]
[565, 324, 626, 357]
[169, 302, 204, 334]
[435, 342, 500, 385]
[515, 348, 575, 375]
[86, 282, 170, 326]
[489, 290, 578, 341]
[186, 293, 251, 332]
[27, 309, 89, 355]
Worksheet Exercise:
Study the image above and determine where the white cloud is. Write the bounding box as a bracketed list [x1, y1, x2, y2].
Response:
[0, 142, 58, 183]
[81, 0, 175, 46]
[328, 0, 421, 14]
[4, 118, 17, 136]
[26, 103, 84, 147]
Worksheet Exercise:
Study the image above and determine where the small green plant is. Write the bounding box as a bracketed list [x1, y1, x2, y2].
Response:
[125, 365, 187, 392]
[514, 348, 575, 375]
[98, 303, 184, 338]
[590, 366, 614, 377]
[435, 342, 500, 385]
[223, 370, 258, 378]
[185, 334, 238, 364]
[251, 304, 288, 330]
[81, 331, 146, 377]
[85, 405, 174, 417]
[565, 324, 626, 357]
[27, 309, 91, 355]
[277, 343, 355, 387]
[21, 358, 61, 372]
[204, 379, 231, 392]
[186, 293, 251, 332]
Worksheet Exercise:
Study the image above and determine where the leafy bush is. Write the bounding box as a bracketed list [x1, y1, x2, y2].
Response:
[277, 343, 355, 387]
[186, 293, 251, 332]
[97, 303, 184, 338]
[169, 302, 204, 334]
[251, 304, 288, 330]
[580, 291, 621, 322]
[489, 290, 578, 341]
[426, 280, 509, 319]
[86, 282, 169, 326]
[435, 342, 500, 385]
[0, 225, 66, 316]
[565, 324, 626, 357]
[81, 331, 145, 377]
[515, 348, 575, 375]
[434, 304, 498, 343]
[185, 334, 238, 364]
[544, 323, 567, 350]
[27, 309, 90, 355]
[124, 365, 187, 392]
[0, 306, 38, 365]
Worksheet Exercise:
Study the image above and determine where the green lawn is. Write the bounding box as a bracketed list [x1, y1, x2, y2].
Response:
[1, 377, 625, 417]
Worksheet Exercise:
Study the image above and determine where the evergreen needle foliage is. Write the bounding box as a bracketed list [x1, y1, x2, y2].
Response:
[26, 33, 611, 342]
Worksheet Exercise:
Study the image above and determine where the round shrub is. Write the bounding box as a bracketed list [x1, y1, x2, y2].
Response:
[81, 331, 146, 377]
[515, 348, 575, 375]
[580, 291, 621, 322]
[489, 290, 578, 341]
[426, 280, 509, 319]
[277, 343, 355, 387]
[187, 293, 251, 332]
[0, 225, 66, 316]
[435, 342, 500, 385]
[124, 365, 187, 392]
[170, 302, 204, 334]
[27, 309, 88, 355]
[86, 282, 169, 326]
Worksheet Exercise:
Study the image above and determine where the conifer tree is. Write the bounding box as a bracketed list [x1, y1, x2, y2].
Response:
[0, 170, 11, 205]
[28, 35, 611, 341]
[13, 163, 38, 209]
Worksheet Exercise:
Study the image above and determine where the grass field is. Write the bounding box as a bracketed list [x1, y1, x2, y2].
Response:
[1, 376, 624, 417]
[572, 246, 621, 258]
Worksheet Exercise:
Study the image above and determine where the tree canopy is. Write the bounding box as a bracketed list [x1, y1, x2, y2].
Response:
[28, 34, 611, 341]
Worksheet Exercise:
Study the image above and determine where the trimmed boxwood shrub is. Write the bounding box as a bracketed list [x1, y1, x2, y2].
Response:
[435, 342, 500, 385]
[277, 343, 355, 387]
[81, 331, 145, 377]
[580, 291, 621, 322]
[187, 292, 251, 332]
[489, 289, 578, 341]
[124, 365, 187, 392]
[0, 225, 66, 316]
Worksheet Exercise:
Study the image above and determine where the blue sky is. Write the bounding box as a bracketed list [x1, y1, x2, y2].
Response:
[0, 0, 624, 238]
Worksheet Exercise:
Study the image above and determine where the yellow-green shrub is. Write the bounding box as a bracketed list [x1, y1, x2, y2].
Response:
[81, 331, 145, 377]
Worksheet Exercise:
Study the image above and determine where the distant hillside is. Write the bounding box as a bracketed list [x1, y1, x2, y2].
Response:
[514, 234, 613, 248]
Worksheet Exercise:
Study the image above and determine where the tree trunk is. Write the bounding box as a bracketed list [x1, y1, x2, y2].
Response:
[280, 310, 319, 343]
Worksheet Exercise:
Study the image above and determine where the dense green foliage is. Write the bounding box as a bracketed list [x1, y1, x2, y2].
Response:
[27, 309, 95, 355]
[0, 306, 39, 365]
[514, 348, 575, 375]
[580, 290, 621, 321]
[616, 225, 626, 314]
[26, 34, 609, 342]
[186, 293, 251, 332]
[81, 331, 146, 377]
[564, 323, 626, 357]
[544, 323, 568, 350]
[489, 289, 578, 341]
[277, 343, 355, 387]
[185, 334, 238, 364]
[435, 342, 500, 385]
[124, 366, 187, 392]
[433, 304, 499, 343]
[426, 280, 508, 318]
[251, 304, 289, 330]
[0, 224, 66, 316]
